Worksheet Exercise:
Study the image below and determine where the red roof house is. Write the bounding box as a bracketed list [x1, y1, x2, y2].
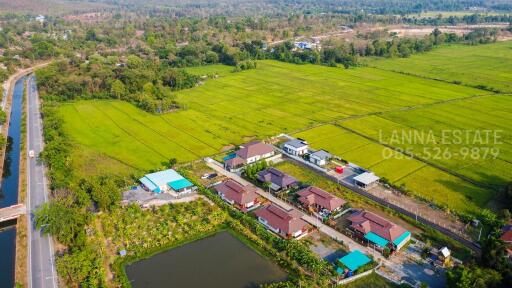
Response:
[214, 179, 259, 211]
[254, 204, 308, 239]
[257, 167, 298, 191]
[224, 141, 275, 171]
[296, 186, 346, 212]
[348, 210, 410, 251]
[501, 225, 512, 244]
[236, 141, 275, 163]
[224, 156, 246, 171]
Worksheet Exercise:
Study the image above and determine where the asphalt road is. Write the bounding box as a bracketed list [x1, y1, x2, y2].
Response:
[26, 74, 58, 288]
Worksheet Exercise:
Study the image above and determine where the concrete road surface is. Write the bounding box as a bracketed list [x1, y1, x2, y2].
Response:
[26, 74, 58, 288]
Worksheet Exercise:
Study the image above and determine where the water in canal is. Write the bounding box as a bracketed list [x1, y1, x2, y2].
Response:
[126, 231, 287, 288]
[0, 76, 25, 287]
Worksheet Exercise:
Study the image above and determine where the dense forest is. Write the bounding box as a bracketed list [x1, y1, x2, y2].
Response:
[4, 0, 512, 16]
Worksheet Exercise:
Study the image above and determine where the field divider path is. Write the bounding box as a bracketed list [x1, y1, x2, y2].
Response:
[105, 102, 204, 157]
[367, 65, 508, 94]
[158, 115, 219, 151]
[284, 92, 499, 143]
[92, 103, 169, 159]
[333, 123, 498, 191]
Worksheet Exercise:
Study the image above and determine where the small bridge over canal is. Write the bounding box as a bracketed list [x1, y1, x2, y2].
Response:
[0, 204, 26, 223]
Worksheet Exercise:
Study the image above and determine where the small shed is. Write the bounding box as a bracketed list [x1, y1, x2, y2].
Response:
[353, 172, 380, 189]
[119, 249, 127, 257]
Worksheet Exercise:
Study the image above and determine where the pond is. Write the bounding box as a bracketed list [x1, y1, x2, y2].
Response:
[126, 231, 287, 288]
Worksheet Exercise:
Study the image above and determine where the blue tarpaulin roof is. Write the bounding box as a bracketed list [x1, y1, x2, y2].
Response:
[364, 232, 389, 247]
[393, 231, 411, 246]
[169, 178, 193, 190]
[338, 250, 371, 272]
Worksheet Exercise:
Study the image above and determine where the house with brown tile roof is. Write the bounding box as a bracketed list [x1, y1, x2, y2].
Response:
[223, 141, 275, 171]
[224, 156, 246, 172]
[257, 167, 298, 192]
[296, 186, 346, 212]
[236, 141, 275, 164]
[501, 225, 512, 244]
[214, 179, 259, 211]
[348, 210, 411, 251]
[254, 204, 308, 239]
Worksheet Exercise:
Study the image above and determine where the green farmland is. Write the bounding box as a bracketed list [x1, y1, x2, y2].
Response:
[368, 41, 512, 93]
[59, 60, 485, 172]
[56, 57, 510, 215]
[293, 124, 492, 215]
[339, 94, 512, 188]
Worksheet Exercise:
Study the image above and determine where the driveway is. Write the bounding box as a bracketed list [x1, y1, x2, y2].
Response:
[380, 243, 447, 288]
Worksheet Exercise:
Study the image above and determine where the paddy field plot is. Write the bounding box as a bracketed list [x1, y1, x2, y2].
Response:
[59, 60, 486, 176]
[368, 41, 512, 93]
[293, 124, 493, 215]
[338, 94, 512, 188]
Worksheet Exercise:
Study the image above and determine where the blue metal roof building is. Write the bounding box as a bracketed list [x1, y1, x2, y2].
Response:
[337, 250, 372, 272]
[364, 232, 389, 248]
[139, 169, 194, 193]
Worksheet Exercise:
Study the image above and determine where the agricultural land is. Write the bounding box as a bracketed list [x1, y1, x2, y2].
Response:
[367, 41, 512, 93]
[57, 43, 511, 217]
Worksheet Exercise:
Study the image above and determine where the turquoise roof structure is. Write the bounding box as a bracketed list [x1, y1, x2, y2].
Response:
[169, 178, 193, 191]
[140, 177, 159, 192]
[338, 250, 371, 272]
[139, 169, 188, 193]
[335, 267, 345, 275]
[364, 232, 389, 247]
[392, 231, 411, 246]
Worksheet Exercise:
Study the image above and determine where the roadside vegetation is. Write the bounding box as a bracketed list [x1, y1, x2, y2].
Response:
[1, 2, 509, 288]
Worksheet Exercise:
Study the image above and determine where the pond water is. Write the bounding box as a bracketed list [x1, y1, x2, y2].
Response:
[126, 231, 287, 288]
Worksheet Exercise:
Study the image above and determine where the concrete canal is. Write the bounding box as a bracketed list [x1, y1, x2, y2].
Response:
[0, 76, 25, 287]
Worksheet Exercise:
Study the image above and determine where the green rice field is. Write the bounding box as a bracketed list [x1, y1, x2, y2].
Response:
[57, 55, 511, 215]
[368, 41, 512, 93]
[59, 60, 485, 172]
[293, 124, 492, 214]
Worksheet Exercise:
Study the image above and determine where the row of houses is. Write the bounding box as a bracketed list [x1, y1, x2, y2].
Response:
[283, 138, 380, 189]
[219, 140, 409, 253]
[283, 139, 331, 166]
[213, 178, 308, 239]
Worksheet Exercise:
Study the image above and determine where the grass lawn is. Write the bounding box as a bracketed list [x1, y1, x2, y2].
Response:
[367, 41, 512, 93]
[342, 272, 398, 288]
[183, 64, 234, 77]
